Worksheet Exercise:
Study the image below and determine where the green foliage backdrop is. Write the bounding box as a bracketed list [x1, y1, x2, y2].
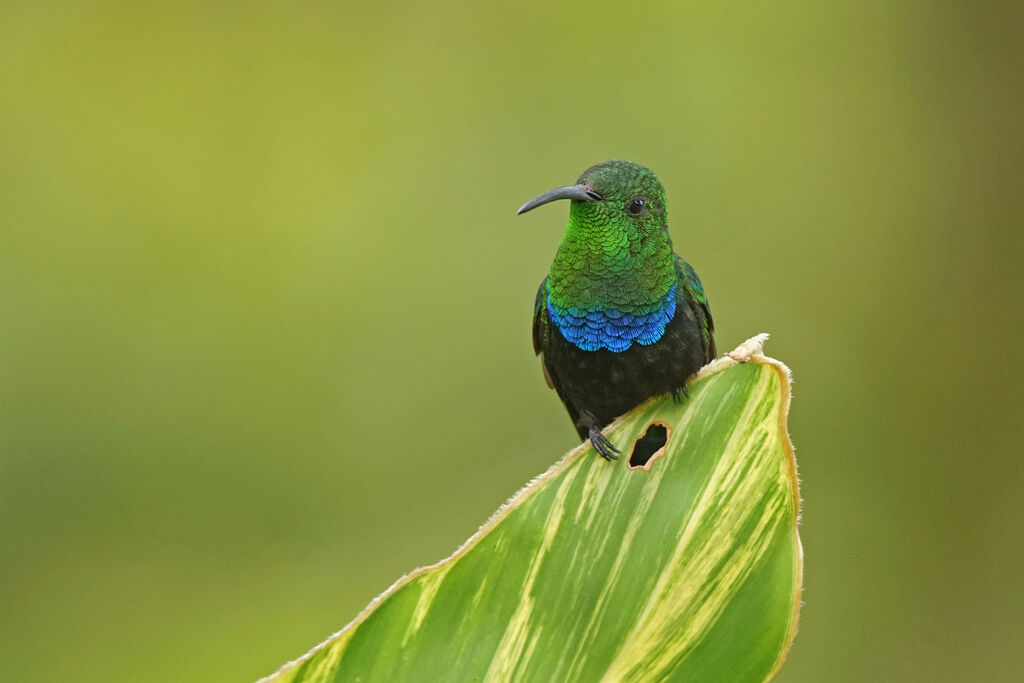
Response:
[2, 1, 1022, 682]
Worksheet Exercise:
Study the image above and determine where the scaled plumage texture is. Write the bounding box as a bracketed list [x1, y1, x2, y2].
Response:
[545, 286, 677, 352]
[522, 160, 716, 459]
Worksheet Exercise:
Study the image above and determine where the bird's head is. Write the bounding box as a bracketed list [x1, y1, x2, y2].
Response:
[517, 160, 669, 236]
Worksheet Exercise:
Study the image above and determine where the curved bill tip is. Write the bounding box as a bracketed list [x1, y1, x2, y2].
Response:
[516, 184, 602, 215]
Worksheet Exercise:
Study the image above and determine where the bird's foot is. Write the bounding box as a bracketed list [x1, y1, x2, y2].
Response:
[671, 385, 690, 403]
[588, 428, 620, 461]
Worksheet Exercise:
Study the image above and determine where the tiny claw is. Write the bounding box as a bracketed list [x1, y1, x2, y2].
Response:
[671, 385, 690, 403]
[588, 428, 620, 461]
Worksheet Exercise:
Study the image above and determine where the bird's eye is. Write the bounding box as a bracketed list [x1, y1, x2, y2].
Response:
[627, 197, 647, 216]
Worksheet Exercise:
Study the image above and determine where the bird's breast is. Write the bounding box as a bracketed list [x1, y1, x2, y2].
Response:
[546, 286, 677, 352]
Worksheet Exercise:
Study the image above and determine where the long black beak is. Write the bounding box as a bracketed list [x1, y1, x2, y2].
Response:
[516, 184, 603, 215]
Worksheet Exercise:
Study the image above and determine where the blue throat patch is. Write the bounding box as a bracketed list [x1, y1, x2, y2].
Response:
[547, 285, 677, 352]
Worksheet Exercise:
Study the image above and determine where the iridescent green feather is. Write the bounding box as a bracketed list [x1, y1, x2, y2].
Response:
[546, 176, 675, 316]
[675, 257, 716, 361]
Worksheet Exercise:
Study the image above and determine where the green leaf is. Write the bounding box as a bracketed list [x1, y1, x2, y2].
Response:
[261, 335, 802, 683]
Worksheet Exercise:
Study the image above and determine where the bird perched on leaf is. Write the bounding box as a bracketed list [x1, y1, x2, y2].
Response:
[518, 160, 716, 460]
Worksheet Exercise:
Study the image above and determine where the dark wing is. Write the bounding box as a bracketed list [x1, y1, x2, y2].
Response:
[532, 278, 555, 388]
[532, 278, 547, 354]
[675, 257, 717, 363]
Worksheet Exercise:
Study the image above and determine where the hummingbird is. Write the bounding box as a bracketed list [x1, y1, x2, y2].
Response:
[518, 160, 716, 460]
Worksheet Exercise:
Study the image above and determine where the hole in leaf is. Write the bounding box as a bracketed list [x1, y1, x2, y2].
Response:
[629, 422, 670, 470]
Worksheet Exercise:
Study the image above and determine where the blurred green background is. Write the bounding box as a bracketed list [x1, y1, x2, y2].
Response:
[2, 1, 1022, 681]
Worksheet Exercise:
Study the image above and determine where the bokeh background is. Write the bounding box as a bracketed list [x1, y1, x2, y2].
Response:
[3, 1, 1023, 681]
